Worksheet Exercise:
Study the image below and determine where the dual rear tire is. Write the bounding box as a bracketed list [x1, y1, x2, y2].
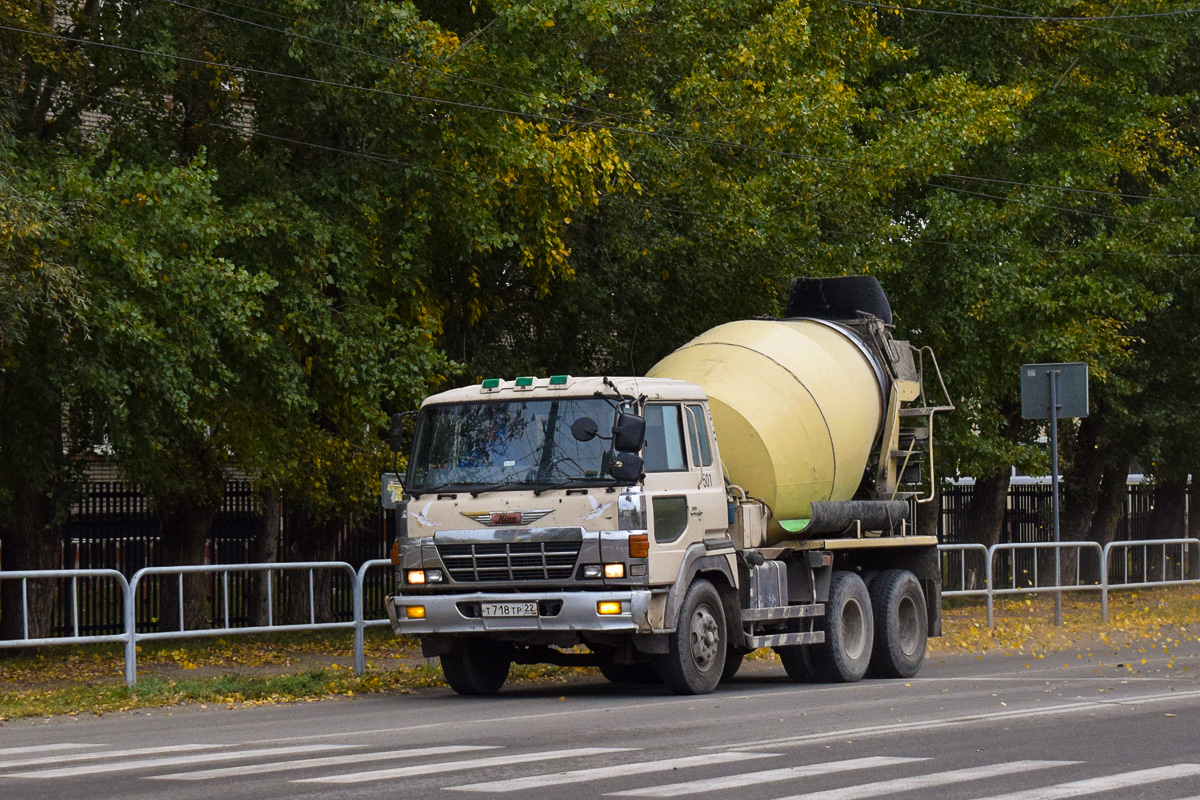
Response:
[789, 569, 927, 683]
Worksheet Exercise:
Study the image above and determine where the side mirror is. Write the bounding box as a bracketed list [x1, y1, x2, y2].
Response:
[609, 452, 643, 482]
[611, 413, 646, 453]
[389, 413, 406, 453]
[570, 417, 599, 442]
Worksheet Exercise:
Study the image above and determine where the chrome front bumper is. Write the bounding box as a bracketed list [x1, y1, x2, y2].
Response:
[387, 590, 654, 635]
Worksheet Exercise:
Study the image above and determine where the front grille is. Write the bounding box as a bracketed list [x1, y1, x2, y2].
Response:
[437, 540, 582, 582]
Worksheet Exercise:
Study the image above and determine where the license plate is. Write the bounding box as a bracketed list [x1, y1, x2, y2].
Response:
[481, 602, 538, 618]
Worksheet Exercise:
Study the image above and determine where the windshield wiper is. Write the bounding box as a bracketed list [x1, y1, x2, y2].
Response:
[533, 476, 609, 496]
[413, 481, 483, 496]
[467, 480, 533, 498]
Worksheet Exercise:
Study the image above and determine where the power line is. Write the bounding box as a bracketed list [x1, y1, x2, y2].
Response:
[830, 0, 1200, 20]
[927, 181, 1177, 228]
[0, 22, 858, 169]
[163, 0, 682, 137]
[938, 174, 1180, 205]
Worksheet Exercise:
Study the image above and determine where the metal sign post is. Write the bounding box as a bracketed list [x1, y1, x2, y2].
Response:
[1021, 362, 1089, 626]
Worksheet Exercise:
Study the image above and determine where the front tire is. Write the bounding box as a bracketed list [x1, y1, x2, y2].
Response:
[441, 639, 511, 696]
[655, 579, 726, 695]
[868, 569, 928, 678]
[809, 571, 873, 683]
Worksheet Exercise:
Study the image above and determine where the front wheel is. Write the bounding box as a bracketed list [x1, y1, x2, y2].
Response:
[808, 571, 873, 683]
[441, 639, 511, 696]
[655, 578, 727, 695]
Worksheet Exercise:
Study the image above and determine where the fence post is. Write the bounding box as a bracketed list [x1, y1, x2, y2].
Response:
[986, 544, 995, 628]
[353, 563, 367, 676]
[1101, 542, 1110, 624]
[125, 571, 140, 687]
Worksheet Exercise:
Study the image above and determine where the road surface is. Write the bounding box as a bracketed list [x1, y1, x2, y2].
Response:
[2, 639, 1198, 800]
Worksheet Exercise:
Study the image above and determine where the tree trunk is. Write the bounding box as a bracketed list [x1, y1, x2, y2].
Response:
[965, 470, 1010, 547]
[1189, 479, 1200, 580]
[157, 498, 218, 632]
[917, 481, 940, 539]
[0, 475, 62, 642]
[962, 469, 1009, 589]
[284, 506, 340, 625]
[249, 485, 282, 627]
[1147, 475, 1188, 581]
[1085, 459, 1130, 584]
[1059, 415, 1106, 583]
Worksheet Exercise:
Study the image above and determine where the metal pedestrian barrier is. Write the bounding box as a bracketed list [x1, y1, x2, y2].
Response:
[1101, 538, 1200, 623]
[1, 561, 395, 686]
[939, 538, 1199, 627]
[3, 541, 1198, 681]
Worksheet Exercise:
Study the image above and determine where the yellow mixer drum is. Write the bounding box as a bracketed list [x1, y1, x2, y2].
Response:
[648, 319, 885, 541]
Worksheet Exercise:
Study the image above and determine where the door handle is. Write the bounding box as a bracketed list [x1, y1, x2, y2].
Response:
[690, 507, 704, 518]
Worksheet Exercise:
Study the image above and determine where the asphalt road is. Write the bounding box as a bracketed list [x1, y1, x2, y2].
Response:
[2, 640, 1200, 800]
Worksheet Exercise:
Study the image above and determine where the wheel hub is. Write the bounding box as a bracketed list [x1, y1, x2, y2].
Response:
[690, 605, 720, 671]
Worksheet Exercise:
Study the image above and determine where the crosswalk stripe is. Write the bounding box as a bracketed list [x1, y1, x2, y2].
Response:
[0, 745, 100, 757]
[148, 745, 497, 781]
[771, 759, 1079, 800]
[447, 751, 778, 793]
[296, 747, 637, 785]
[968, 763, 1200, 800]
[3, 744, 358, 779]
[0, 744, 227, 771]
[611, 756, 930, 798]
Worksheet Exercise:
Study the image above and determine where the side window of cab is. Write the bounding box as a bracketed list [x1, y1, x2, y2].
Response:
[685, 404, 713, 467]
[643, 404, 687, 472]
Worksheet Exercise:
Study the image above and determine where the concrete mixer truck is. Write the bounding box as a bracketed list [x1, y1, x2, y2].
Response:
[382, 276, 952, 695]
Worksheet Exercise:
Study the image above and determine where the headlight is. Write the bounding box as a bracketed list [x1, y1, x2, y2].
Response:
[407, 569, 444, 584]
[603, 563, 625, 579]
[582, 565, 603, 579]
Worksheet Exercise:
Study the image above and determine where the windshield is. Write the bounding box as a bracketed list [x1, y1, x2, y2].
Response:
[406, 398, 617, 495]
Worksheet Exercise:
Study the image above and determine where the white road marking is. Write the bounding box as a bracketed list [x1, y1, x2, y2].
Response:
[970, 763, 1200, 800]
[0, 744, 226, 770]
[296, 747, 636, 785]
[715, 688, 1200, 750]
[772, 760, 1078, 800]
[0, 744, 100, 758]
[149, 745, 497, 780]
[3, 744, 357, 779]
[447, 751, 776, 793]
[611, 756, 929, 797]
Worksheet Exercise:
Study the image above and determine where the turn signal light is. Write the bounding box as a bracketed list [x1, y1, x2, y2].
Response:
[597, 601, 622, 615]
[405, 606, 426, 619]
[629, 533, 649, 558]
[390, 541, 400, 565]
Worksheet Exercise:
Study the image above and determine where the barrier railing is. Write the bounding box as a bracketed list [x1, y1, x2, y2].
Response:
[1, 560, 400, 686]
[938, 543, 993, 626]
[1101, 538, 1200, 622]
[938, 538, 1199, 627]
[4, 541, 1198, 680]
[0, 569, 131, 648]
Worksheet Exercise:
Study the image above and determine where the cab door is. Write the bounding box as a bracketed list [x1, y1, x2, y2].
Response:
[643, 402, 724, 585]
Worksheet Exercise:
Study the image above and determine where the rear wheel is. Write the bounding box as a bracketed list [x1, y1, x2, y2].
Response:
[441, 639, 511, 696]
[808, 571, 873, 683]
[655, 578, 726, 695]
[868, 569, 928, 678]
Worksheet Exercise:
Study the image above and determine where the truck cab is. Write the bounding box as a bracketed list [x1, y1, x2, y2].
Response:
[385, 376, 743, 694]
